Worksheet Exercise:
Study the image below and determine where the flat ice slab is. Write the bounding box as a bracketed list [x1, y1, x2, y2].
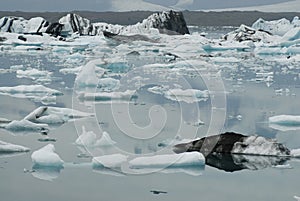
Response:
[129, 152, 205, 168]
[92, 154, 128, 168]
[0, 140, 30, 153]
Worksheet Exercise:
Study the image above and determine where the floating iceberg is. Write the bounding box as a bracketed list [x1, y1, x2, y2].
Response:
[252, 16, 300, 36]
[148, 86, 209, 103]
[129, 152, 205, 169]
[78, 90, 137, 102]
[0, 140, 30, 153]
[75, 126, 116, 147]
[5, 119, 49, 133]
[291, 149, 300, 157]
[232, 135, 290, 156]
[98, 77, 120, 92]
[24, 106, 94, 124]
[0, 85, 63, 104]
[16, 68, 52, 81]
[92, 154, 128, 168]
[31, 144, 64, 167]
[269, 115, 300, 131]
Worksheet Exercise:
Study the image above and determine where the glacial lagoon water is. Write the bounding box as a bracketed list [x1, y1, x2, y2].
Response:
[0, 26, 300, 201]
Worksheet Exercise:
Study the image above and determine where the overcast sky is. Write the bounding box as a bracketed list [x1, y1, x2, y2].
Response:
[0, 0, 294, 12]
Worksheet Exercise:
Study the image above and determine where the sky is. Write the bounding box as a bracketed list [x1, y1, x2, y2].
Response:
[0, 0, 297, 12]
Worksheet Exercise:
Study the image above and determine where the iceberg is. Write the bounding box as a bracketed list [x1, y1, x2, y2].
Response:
[269, 115, 300, 131]
[165, 89, 209, 102]
[0, 140, 30, 153]
[75, 126, 98, 147]
[75, 126, 116, 147]
[75, 60, 103, 87]
[78, 90, 137, 102]
[5, 119, 49, 133]
[129, 152, 205, 169]
[31, 144, 64, 167]
[97, 77, 120, 92]
[291, 149, 300, 157]
[24, 106, 94, 124]
[0, 85, 63, 104]
[92, 154, 128, 168]
[148, 86, 209, 103]
[232, 135, 290, 156]
[252, 17, 300, 36]
[16, 68, 52, 81]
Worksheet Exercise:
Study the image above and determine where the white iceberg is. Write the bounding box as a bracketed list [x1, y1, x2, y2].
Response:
[75, 59, 103, 87]
[148, 86, 209, 103]
[269, 115, 300, 131]
[75, 126, 98, 147]
[16, 68, 52, 81]
[92, 154, 128, 168]
[0, 140, 30, 153]
[78, 90, 137, 102]
[5, 119, 49, 133]
[75, 126, 116, 147]
[232, 135, 290, 156]
[24, 106, 94, 124]
[252, 17, 296, 36]
[291, 149, 300, 157]
[0, 85, 63, 104]
[97, 77, 120, 92]
[31, 144, 64, 167]
[165, 89, 209, 103]
[129, 152, 205, 169]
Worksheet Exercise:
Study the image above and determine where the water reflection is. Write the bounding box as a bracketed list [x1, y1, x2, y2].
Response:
[31, 165, 64, 181]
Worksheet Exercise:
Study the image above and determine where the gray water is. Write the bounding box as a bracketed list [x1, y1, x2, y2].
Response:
[0, 27, 300, 201]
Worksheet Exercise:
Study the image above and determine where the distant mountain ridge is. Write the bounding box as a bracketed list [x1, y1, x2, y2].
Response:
[0, 11, 300, 27]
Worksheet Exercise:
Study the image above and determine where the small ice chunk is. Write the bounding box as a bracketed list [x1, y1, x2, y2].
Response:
[95, 131, 117, 147]
[129, 152, 205, 169]
[31, 144, 64, 167]
[0, 140, 30, 153]
[272, 164, 293, 169]
[92, 154, 128, 168]
[75, 126, 97, 147]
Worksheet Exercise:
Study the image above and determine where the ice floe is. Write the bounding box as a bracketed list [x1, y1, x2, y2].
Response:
[0, 140, 30, 153]
[148, 86, 209, 103]
[92, 154, 128, 168]
[24, 106, 94, 124]
[0, 85, 63, 104]
[31, 144, 64, 167]
[78, 90, 137, 102]
[129, 152, 205, 169]
[75, 126, 116, 147]
[5, 119, 49, 133]
[269, 115, 300, 131]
